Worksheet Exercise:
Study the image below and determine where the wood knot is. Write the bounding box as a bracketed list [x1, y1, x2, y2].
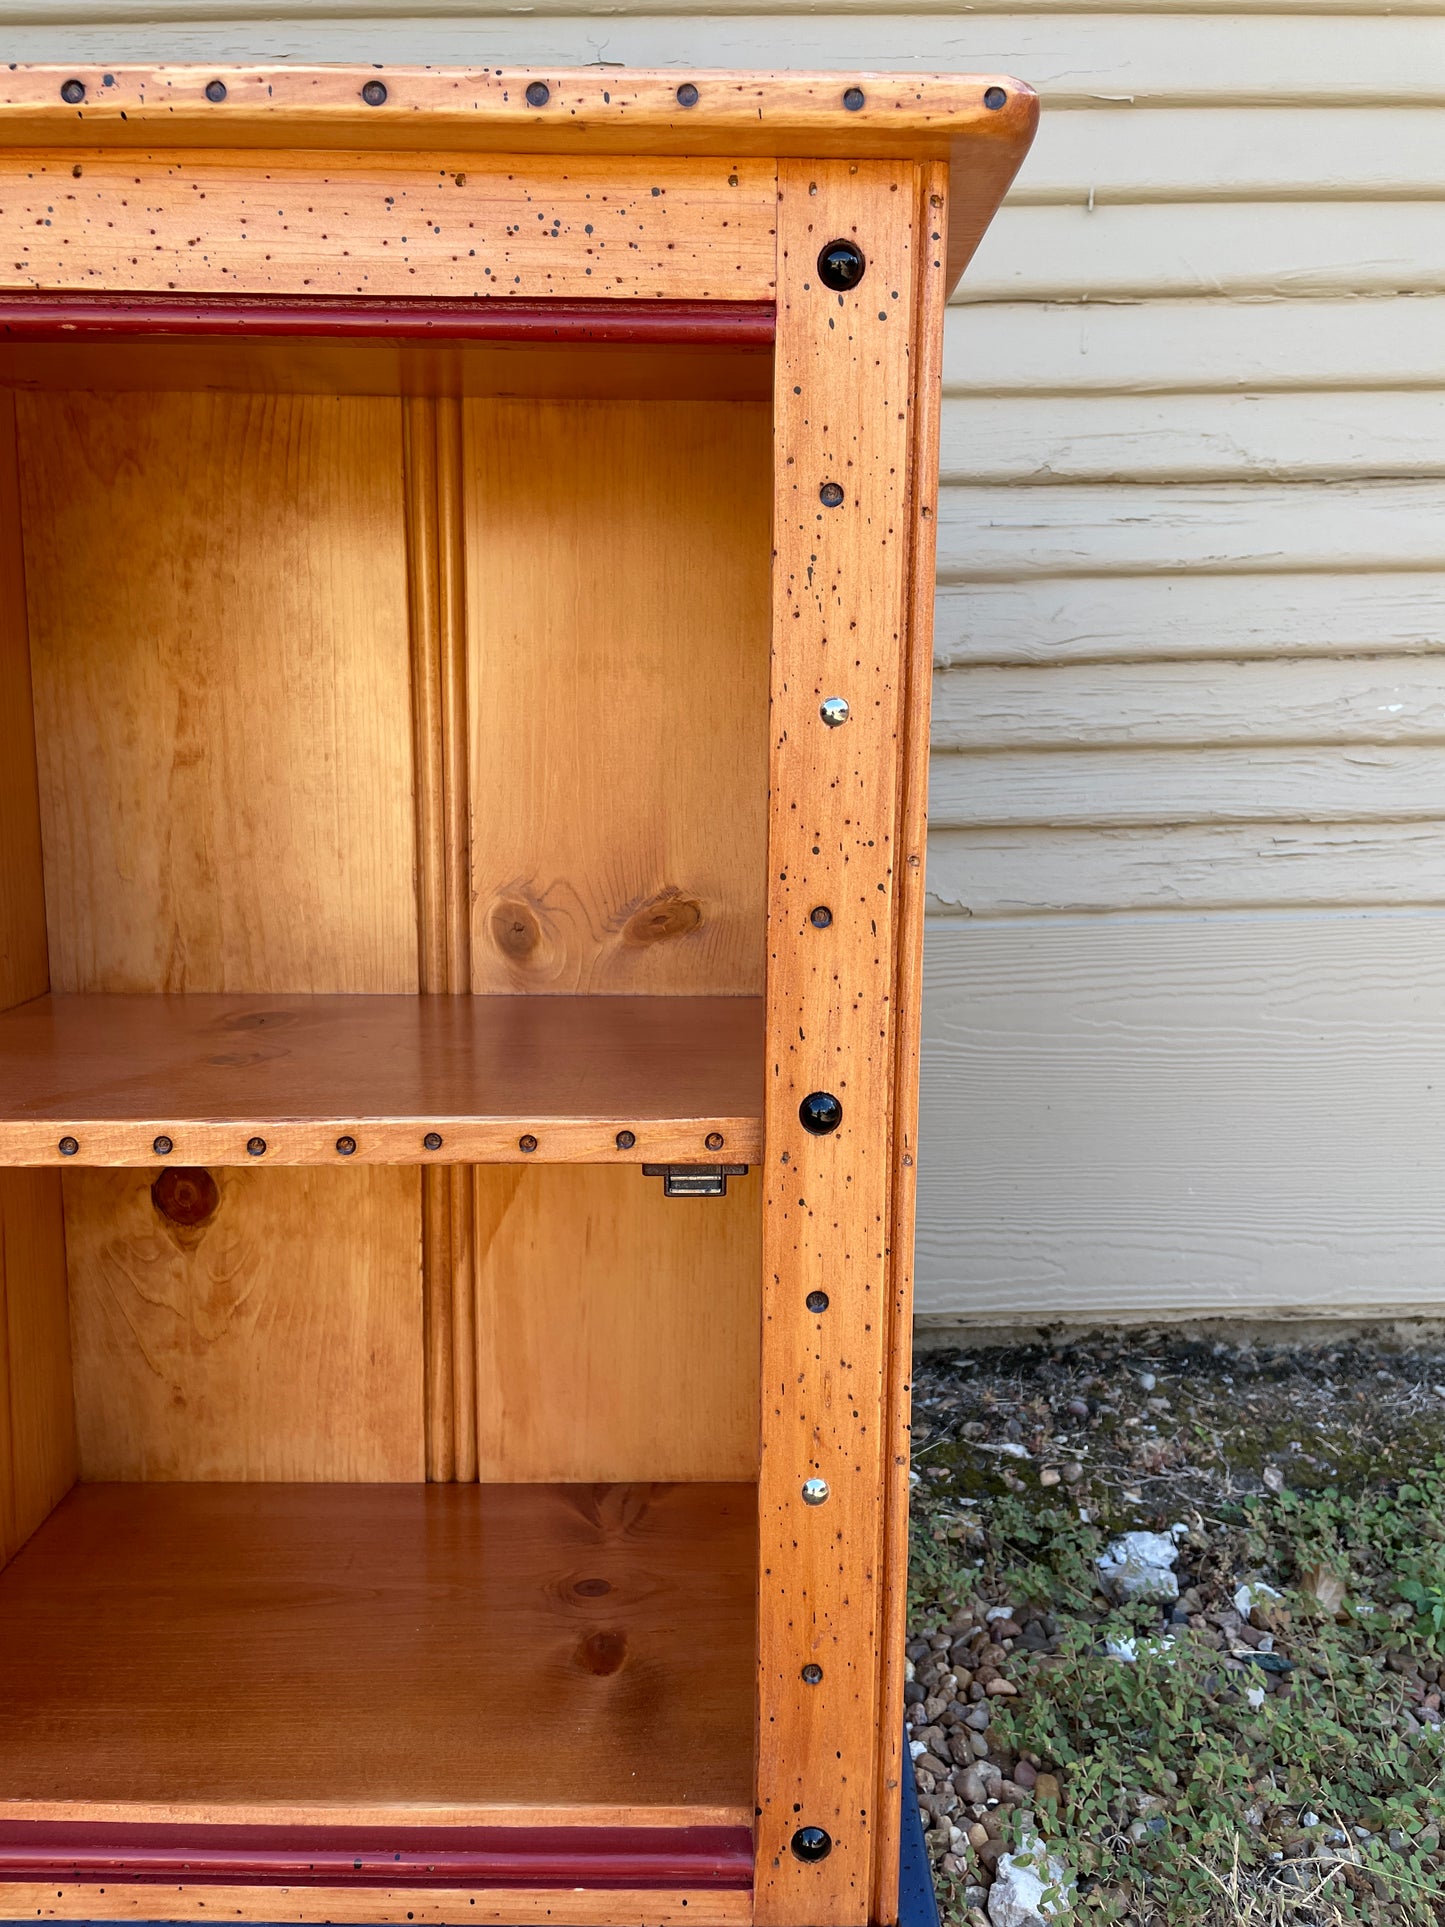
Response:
[152, 1167, 220, 1229]
[490, 896, 543, 961]
[621, 890, 702, 948]
[573, 1577, 613, 1598]
[575, 1630, 628, 1677]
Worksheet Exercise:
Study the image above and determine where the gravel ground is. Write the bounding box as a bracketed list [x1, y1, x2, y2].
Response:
[905, 1335, 1445, 1927]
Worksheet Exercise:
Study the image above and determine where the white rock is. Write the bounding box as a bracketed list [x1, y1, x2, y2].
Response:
[1105, 1634, 1174, 1664]
[1233, 1581, 1283, 1617]
[1096, 1531, 1180, 1604]
[1139, 1372, 1157, 1392]
[987, 1841, 1073, 1927]
[1245, 1686, 1266, 1710]
[909, 1739, 927, 1758]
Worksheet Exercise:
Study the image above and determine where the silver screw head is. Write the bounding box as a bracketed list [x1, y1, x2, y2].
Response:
[801, 1477, 830, 1506]
[819, 696, 850, 728]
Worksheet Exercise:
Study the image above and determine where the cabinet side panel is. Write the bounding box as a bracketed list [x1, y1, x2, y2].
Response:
[464, 397, 770, 997]
[66, 1167, 424, 1482]
[755, 162, 920, 1927]
[475, 1165, 761, 1483]
[19, 388, 417, 996]
[0, 392, 72, 1568]
[872, 158, 949, 1927]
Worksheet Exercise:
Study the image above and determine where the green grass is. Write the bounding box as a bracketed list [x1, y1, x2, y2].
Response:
[910, 1457, 1445, 1925]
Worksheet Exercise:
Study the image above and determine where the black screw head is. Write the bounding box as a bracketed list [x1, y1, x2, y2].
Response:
[336, 1135, 357, 1157]
[817, 240, 865, 292]
[819, 482, 845, 508]
[705, 1131, 725, 1151]
[842, 85, 865, 111]
[61, 79, 86, 104]
[791, 1826, 833, 1863]
[526, 80, 551, 107]
[153, 1135, 174, 1157]
[801, 1662, 824, 1684]
[799, 1091, 843, 1136]
[984, 85, 1008, 110]
[205, 79, 228, 102]
[246, 1136, 267, 1158]
[676, 82, 699, 107]
[806, 1289, 830, 1313]
[361, 78, 388, 106]
[616, 1129, 636, 1150]
[519, 1133, 538, 1153]
[810, 906, 833, 928]
[424, 1131, 444, 1152]
[58, 1135, 79, 1157]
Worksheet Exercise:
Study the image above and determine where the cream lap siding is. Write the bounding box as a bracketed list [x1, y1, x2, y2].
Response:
[13, 5, 1445, 1327]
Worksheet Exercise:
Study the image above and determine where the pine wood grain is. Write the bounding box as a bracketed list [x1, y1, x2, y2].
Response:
[0, 150, 777, 304]
[65, 1166, 423, 1483]
[465, 398, 770, 998]
[0, 1169, 76, 1560]
[0, 992, 765, 1167]
[754, 162, 919, 1927]
[475, 1165, 761, 1484]
[0, 1481, 755, 1815]
[19, 388, 418, 997]
[0, 1884, 752, 1926]
[872, 157, 949, 1927]
[0, 392, 46, 1016]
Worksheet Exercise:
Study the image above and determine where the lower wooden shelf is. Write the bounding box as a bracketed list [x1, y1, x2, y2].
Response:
[0, 992, 764, 1167]
[0, 1481, 757, 1836]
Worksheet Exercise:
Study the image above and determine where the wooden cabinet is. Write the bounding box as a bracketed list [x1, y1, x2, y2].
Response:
[0, 63, 1034, 1927]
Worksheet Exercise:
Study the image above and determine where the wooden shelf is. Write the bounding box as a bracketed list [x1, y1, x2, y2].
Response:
[0, 993, 763, 1166]
[0, 1481, 756, 1829]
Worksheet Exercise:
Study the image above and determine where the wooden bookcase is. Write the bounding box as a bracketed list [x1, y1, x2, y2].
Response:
[0, 63, 1034, 1927]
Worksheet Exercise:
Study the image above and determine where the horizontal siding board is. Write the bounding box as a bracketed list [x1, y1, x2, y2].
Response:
[931, 658, 1445, 749]
[915, 913, 1445, 1319]
[925, 822, 1445, 915]
[960, 202, 1445, 302]
[1012, 107, 1445, 204]
[944, 298, 1445, 397]
[934, 573, 1445, 665]
[4, 17, 1445, 109]
[929, 745, 1445, 828]
[941, 390, 1445, 484]
[938, 481, 1445, 577]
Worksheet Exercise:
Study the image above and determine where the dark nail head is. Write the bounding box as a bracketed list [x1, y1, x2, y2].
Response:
[423, 1131, 443, 1151]
[526, 80, 550, 107]
[61, 79, 85, 104]
[819, 482, 845, 508]
[799, 1091, 843, 1136]
[706, 1131, 725, 1151]
[361, 79, 388, 106]
[676, 82, 699, 107]
[205, 79, 227, 102]
[842, 86, 865, 111]
[336, 1135, 357, 1157]
[806, 1289, 830, 1313]
[817, 240, 865, 292]
[802, 1663, 823, 1684]
[984, 85, 1008, 110]
[616, 1129, 636, 1150]
[58, 1135, 79, 1156]
[246, 1136, 267, 1157]
[152, 1135, 174, 1157]
[791, 1826, 832, 1862]
[519, 1133, 538, 1153]
[810, 906, 833, 928]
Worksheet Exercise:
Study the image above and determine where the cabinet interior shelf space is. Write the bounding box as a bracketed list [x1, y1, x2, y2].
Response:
[0, 1480, 756, 1835]
[0, 993, 764, 1167]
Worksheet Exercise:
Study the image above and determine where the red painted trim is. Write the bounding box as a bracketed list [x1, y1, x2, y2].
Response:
[0, 1821, 754, 1890]
[0, 292, 775, 347]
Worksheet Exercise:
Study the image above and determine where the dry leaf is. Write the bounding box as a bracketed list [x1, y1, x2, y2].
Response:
[1306, 1565, 1347, 1615]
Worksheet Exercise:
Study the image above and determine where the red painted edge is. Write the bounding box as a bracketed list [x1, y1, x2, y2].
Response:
[0, 1821, 755, 1891]
[0, 291, 775, 347]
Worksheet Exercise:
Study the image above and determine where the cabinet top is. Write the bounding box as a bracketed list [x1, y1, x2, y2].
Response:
[0, 63, 1036, 292]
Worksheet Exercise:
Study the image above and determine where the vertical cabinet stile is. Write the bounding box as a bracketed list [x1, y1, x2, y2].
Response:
[756, 159, 923, 1927]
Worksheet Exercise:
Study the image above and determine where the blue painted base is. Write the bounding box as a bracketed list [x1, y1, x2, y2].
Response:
[897, 1734, 942, 1927]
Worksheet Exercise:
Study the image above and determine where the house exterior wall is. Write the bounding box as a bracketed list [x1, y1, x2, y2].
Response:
[11, 4, 1443, 1329]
